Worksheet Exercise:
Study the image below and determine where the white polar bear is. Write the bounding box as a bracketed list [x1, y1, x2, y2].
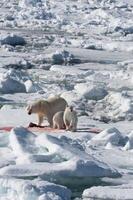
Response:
[53, 111, 65, 129]
[63, 106, 78, 132]
[27, 96, 67, 127]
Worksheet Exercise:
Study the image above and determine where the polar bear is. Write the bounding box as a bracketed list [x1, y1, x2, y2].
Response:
[27, 96, 67, 127]
[63, 106, 78, 132]
[53, 111, 65, 129]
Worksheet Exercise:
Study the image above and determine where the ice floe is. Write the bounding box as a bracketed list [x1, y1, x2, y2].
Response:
[88, 127, 126, 148]
[0, 72, 26, 94]
[0, 33, 26, 46]
[74, 83, 108, 100]
[0, 178, 71, 200]
[82, 184, 133, 200]
[1, 0, 133, 199]
[0, 126, 119, 179]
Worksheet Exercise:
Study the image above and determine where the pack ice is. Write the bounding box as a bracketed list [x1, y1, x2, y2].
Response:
[0, 0, 133, 199]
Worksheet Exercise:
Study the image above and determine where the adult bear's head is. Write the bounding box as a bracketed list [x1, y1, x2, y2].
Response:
[27, 100, 48, 115]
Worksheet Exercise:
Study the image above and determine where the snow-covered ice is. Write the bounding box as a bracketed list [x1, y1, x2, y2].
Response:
[88, 127, 126, 148]
[0, 178, 71, 200]
[0, 0, 133, 199]
[0, 72, 26, 94]
[82, 184, 133, 200]
[0, 33, 26, 46]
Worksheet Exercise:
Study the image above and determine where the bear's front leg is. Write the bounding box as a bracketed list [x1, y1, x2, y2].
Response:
[38, 114, 44, 126]
[64, 120, 70, 131]
[47, 115, 53, 127]
[53, 122, 57, 129]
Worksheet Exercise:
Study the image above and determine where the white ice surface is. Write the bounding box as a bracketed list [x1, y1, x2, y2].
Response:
[0, 108, 37, 127]
[1, 0, 133, 199]
[0, 33, 26, 46]
[0, 178, 71, 200]
[82, 184, 133, 200]
[88, 127, 125, 148]
[0, 126, 118, 178]
[0, 72, 26, 94]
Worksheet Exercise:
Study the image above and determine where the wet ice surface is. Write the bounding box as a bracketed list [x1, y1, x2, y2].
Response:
[1, 0, 133, 199]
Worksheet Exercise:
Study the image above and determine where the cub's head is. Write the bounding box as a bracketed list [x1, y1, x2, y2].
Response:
[65, 105, 73, 112]
[27, 100, 47, 115]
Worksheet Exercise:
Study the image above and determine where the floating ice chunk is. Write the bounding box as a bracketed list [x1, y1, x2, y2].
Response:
[24, 80, 42, 93]
[1, 129, 119, 179]
[88, 127, 125, 147]
[0, 178, 71, 200]
[82, 184, 133, 200]
[61, 91, 81, 104]
[74, 83, 108, 100]
[39, 193, 62, 200]
[93, 92, 133, 122]
[52, 50, 74, 65]
[0, 73, 26, 94]
[19, 0, 41, 7]
[0, 156, 119, 179]
[124, 131, 133, 151]
[48, 50, 79, 65]
[0, 33, 26, 46]
[25, 80, 36, 93]
[51, 51, 67, 65]
[9, 127, 37, 157]
[6, 69, 29, 83]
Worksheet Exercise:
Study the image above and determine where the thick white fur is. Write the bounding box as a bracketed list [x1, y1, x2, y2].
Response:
[53, 111, 65, 129]
[63, 106, 78, 132]
[27, 96, 67, 126]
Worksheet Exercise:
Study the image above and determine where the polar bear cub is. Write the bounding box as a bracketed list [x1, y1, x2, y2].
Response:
[52, 106, 78, 131]
[27, 96, 67, 127]
[63, 106, 78, 132]
[53, 111, 65, 129]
